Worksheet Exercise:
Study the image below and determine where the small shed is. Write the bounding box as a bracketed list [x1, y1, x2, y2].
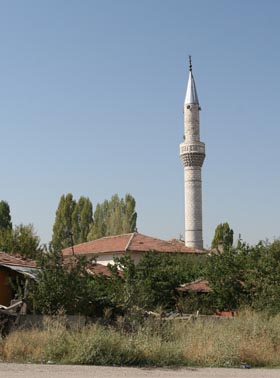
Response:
[177, 279, 211, 295]
[0, 252, 38, 306]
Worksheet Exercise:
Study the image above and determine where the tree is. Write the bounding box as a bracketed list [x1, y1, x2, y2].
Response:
[52, 194, 76, 250]
[108, 252, 206, 312]
[0, 201, 12, 231]
[0, 223, 41, 259]
[135, 252, 205, 309]
[87, 202, 108, 240]
[30, 248, 89, 314]
[87, 193, 137, 241]
[211, 222, 234, 249]
[122, 194, 137, 234]
[245, 240, 280, 314]
[30, 246, 114, 316]
[13, 224, 41, 259]
[106, 194, 123, 236]
[72, 197, 93, 244]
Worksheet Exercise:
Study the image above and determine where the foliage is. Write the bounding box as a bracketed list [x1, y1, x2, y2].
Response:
[30, 247, 111, 316]
[87, 194, 137, 240]
[52, 193, 137, 249]
[176, 291, 213, 315]
[104, 252, 206, 313]
[0, 223, 41, 259]
[211, 222, 234, 249]
[52, 194, 77, 251]
[245, 240, 280, 314]
[135, 252, 205, 309]
[72, 197, 93, 244]
[205, 239, 280, 314]
[29, 249, 204, 317]
[30, 229, 280, 317]
[12, 224, 41, 259]
[0, 201, 12, 231]
[206, 243, 250, 311]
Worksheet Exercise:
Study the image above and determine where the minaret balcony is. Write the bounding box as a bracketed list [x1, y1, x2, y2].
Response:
[180, 152, 205, 167]
[180, 142, 205, 167]
[180, 142, 205, 155]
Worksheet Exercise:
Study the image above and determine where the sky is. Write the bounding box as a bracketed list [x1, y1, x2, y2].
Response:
[1, 0, 280, 248]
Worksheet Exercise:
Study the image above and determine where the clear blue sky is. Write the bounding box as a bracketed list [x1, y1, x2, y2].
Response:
[1, 0, 280, 248]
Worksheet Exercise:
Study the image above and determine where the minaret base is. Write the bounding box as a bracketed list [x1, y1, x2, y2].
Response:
[185, 238, 203, 250]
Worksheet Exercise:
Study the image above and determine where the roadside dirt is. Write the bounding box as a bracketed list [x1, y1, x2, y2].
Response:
[0, 363, 280, 378]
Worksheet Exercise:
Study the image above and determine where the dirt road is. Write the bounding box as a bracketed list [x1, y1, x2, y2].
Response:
[0, 364, 279, 378]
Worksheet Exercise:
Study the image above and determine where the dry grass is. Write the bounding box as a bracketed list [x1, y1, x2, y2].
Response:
[1, 310, 280, 367]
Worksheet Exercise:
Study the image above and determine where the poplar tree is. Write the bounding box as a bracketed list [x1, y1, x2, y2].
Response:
[52, 194, 76, 250]
[0, 201, 12, 231]
[107, 194, 123, 236]
[87, 202, 108, 240]
[87, 193, 137, 241]
[211, 222, 234, 249]
[122, 194, 137, 234]
[72, 196, 93, 244]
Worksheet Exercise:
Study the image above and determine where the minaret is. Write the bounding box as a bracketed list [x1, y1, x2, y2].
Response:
[180, 57, 205, 249]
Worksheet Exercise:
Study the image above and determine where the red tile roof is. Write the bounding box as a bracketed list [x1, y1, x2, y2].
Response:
[62, 232, 203, 257]
[65, 256, 119, 277]
[86, 263, 112, 277]
[177, 279, 211, 293]
[0, 252, 37, 268]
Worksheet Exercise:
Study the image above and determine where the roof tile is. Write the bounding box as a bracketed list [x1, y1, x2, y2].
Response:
[177, 279, 211, 293]
[0, 252, 37, 268]
[62, 232, 203, 256]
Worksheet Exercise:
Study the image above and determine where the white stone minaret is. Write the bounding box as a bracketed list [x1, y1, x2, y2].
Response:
[180, 57, 205, 249]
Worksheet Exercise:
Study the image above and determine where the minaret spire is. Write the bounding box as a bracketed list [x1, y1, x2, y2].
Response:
[189, 55, 192, 72]
[185, 56, 199, 105]
[180, 57, 206, 250]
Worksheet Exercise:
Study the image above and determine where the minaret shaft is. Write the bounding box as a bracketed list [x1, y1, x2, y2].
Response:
[184, 167, 203, 249]
[180, 61, 205, 249]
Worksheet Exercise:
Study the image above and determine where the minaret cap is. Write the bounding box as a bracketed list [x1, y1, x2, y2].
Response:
[184, 56, 199, 105]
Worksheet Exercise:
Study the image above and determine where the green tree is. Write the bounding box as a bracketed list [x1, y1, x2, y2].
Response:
[52, 194, 76, 250]
[0, 201, 12, 231]
[87, 194, 137, 241]
[106, 194, 123, 236]
[206, 242, 251, 311]
[0, 223, 41, 259]
[87, 202, 107, 240]
[211, 222, 234, 249]
[122, 194, 137, 233]
[30, 247, 112, 316]
[13, 224, 41, 259]
[72, 197, 93, 244]
[109, 252, 206, 312]
[135, 252, 205, 309]
[245, 240, 280, 314]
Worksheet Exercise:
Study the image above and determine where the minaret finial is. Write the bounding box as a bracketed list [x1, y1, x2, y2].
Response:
[189, 55, 192, 72]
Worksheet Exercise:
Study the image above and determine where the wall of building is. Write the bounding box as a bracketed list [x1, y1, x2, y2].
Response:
[95, 251, 143, 266]
[0, 269, 14, 306]
[96, 254, 119, 266]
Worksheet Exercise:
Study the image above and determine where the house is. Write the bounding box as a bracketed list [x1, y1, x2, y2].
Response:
[0, 252, 38, 306]
[62, 232, 204, 266]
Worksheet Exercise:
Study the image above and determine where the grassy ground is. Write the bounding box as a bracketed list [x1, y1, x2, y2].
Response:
[1, 311, 280, 367]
